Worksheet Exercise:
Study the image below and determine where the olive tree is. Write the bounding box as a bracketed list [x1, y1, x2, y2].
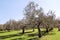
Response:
[20, 18, 28, 34]
[5, 20, 11, 32]
[24, 2, 45, 37]
[24, 2, 38, 32]
[45, 10, 55, 32]
[0, 24, 3, 31]
[34, 8, 45, 37]
[4, 20, 17, 31]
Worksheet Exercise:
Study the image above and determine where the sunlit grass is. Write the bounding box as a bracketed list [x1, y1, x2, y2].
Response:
[40, 28, 60, 40]
[0, 28, 60, 40]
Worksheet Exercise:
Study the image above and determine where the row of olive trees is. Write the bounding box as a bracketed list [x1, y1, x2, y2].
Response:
[0, 1, 60, 38]
[23, 2, 57, 37]
[0, 19, 33, 32]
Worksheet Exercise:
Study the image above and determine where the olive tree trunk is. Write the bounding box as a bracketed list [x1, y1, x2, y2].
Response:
[37, 22, 42, 38]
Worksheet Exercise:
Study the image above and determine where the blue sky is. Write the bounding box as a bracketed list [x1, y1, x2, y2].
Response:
[0, 0, 59, 24]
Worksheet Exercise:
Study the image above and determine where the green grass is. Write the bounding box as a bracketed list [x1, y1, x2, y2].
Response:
[0, 28, 60, 40]
[40, 28, 60, 40]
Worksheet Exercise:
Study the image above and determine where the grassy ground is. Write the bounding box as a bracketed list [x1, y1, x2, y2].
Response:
[0, 28, 60, 40]
[40, 28, 60, 40]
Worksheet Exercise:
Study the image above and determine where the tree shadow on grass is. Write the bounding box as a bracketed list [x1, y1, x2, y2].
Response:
[11, 38, 25, 40]
[28, 37, 39, 40]
[0, 33, 23, 39]
[27, 31, 56, 37]
[27, 33, 38, 37]
[0, 31, 6, 33]
[0, 31, 34, 39]
[11, 37, 39, 40]
[25, 31, 33, 34]
[0, 30, 56, 40]
[41, 31, 56, 36]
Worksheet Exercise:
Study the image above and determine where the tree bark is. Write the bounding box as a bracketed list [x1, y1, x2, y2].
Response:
[22, 26, 26, 34]
[49, 27, 53, 31]
[37, 22, 41, 38]
[46, 27, 48, 33]
[22, 27, 25, 34]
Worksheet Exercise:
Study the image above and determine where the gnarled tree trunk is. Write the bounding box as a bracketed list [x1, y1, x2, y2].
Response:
[37, 22, 41, 38]
[22, 26, 26, 34]
[46, 27, 49, 33]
